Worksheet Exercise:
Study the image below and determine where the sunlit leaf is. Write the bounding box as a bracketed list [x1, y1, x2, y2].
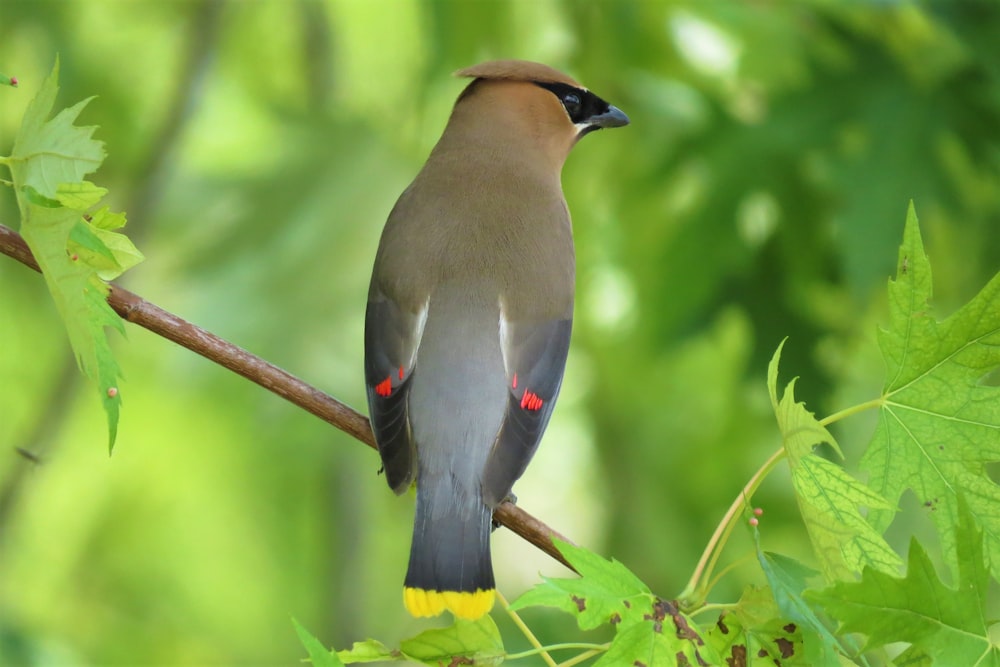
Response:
[399, 615, 504, 666]
[4, 58, 142, 449]
[54, 180, 107, 209]
[591, 618, 684, 667]
[292, 618, 345, 667]
[581, 598, 718, 667]
[707, 585, 811, 666]
[337, 639, 396, 664]
[756, 535, 844, 667]
[67, 217, 144, 281]
[768, 340, 901, 580]
[9, 60, 103, 195]
[510, 538, 651, 630]
[863, 203, 1000, 580]
[811, 498, 1000, 665]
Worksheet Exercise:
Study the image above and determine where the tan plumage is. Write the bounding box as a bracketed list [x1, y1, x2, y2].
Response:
[455, 59, 582, 86]
[365, 60, 628, 619]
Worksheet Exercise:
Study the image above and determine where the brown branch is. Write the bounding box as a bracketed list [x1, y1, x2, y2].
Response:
[0, 223, 576, 571]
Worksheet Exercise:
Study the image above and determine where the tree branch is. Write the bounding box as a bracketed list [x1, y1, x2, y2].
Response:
[0, 223, 576, 571]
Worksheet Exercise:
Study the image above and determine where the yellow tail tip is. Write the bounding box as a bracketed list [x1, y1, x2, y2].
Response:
[403, 587, 495, 619]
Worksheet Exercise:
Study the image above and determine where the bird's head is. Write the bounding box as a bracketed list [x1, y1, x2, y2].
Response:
[450, 60, 629, 167]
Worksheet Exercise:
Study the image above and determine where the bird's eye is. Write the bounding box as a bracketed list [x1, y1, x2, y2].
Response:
[562, 93, 582, 116]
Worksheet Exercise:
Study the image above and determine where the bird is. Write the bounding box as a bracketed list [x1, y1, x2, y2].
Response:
[364, 59, 628, 620]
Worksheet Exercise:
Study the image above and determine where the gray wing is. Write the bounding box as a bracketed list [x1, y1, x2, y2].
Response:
[481, 317, 572, 506]
[364, 290, 427, 493]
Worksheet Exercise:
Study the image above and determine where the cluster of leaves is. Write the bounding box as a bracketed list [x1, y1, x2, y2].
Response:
[295, 205, 1000, 665]
[297, 541, 717, 667]
[0, 60, 142, 449]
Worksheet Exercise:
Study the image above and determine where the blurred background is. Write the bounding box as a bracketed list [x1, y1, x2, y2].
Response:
[1, 0, 999, 664]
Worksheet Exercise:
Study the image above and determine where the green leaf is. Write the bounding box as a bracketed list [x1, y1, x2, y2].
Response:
[509, 539, 652, 630]
[586, 599, 718, 667]
[89, 205, 128, 230]
[811, 498, 1000, 665]
[399, 615, 504, 666]
[19, 204, 125, 447]
[68, 219, 118, 266]
[756, 540, 843, 667]
[3, 58, 140, 450]
[89, 226, 143, 279]
[863, 202, 1000, 581]
[55, 180, 108, 209]
[512, 542, 714, 665]
[707, 586, 810, 666]
[68, 215, 144, 281]
[9, 60, 104, 199]
[21, 184, 62, 207]
[292, 618, 345, 667]
[336, 639, 396, 664]
[768, 340, 901, 581]
[329, 618, 502, 665]
[592, 617, 684, 667]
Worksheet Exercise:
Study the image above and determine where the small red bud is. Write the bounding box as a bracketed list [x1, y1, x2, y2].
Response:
[107, 387, 118, 398]
[749, 517, 759, 527]
[753, 507, 763, 517]
[70, 254, 79, 261]
[9, 76, 18, 87]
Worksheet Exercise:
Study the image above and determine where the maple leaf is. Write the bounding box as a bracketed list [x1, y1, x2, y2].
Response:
[399, 616, 504, 666]
[293, 618, 346, 667]
[862, 203, 1000, 580]
[335, 639, 395, 664]
[706, 585, 811, 666]
[512, 541, 719, 666]
[811, 499, 1000, 665]
[510, 538, 652, 631]
[296, 616, 503, 666]
[768, 341, 901, 581]
[2, 59, 142, 450]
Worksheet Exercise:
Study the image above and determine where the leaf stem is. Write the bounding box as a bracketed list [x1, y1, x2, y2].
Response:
[497, 590, 557, 667]
[680, 446, 785, 607]
[504, 643, 609, 661]
[681, 396, 884, 608]
[704, 552, 754, 596]
[818, 396, 884, 426]
[558, 648, 607, 666]
[690, 602, 737, 617]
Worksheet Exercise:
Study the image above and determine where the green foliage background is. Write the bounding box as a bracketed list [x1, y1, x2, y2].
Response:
[1, 1, 999, 664]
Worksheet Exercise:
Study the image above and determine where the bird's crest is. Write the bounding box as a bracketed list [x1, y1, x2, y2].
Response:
[455, 60, 582, 88]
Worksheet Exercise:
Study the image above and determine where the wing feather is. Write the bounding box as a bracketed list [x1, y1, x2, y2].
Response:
[482, 316, 572, 506]
[364, 292, 427, 493]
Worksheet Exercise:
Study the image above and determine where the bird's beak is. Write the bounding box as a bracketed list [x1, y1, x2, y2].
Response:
[591, 105, 630, 129]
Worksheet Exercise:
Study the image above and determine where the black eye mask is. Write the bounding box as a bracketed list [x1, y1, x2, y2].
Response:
[535, 81, 613, 125]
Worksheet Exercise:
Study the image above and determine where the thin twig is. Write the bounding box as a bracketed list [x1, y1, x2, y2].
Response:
[0, 222, 577, 571]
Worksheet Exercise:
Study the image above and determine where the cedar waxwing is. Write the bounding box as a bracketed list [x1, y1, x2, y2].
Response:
[364, 60, 628, 620]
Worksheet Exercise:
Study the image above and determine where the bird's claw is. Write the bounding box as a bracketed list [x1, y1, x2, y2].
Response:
[491, 492, 518, 531]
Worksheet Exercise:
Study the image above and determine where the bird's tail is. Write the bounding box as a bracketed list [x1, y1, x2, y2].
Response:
[403, 480, 495, 620]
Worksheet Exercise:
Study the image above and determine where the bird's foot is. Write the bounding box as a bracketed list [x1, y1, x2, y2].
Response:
[491, 492, 517, 531]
